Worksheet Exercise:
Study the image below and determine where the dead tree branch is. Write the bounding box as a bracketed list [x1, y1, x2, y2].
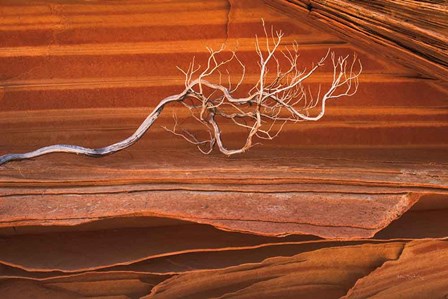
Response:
[0, 21, 362, 166]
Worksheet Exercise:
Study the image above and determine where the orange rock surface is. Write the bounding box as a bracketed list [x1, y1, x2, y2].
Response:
[0, 0, 447, 297]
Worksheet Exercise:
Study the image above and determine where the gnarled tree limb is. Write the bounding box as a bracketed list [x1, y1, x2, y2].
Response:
[0, 21, 361, 166]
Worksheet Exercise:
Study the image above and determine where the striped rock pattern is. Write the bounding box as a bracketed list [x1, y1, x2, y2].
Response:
[0, 0, 447, 298]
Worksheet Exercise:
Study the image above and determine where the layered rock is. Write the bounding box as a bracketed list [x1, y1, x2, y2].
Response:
[0, 0, 447, 297]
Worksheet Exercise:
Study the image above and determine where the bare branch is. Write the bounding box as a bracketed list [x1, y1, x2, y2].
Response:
[0, 21, 362, 166]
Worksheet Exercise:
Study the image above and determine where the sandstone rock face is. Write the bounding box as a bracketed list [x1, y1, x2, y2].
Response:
[268, 0, 448, 81]
[0, 0, 447, 298]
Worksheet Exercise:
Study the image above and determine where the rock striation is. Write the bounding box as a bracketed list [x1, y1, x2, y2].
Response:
[0, 0, 447, 297]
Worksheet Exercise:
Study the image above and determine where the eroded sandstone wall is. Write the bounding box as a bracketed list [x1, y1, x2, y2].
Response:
[0, 0, 447, 298]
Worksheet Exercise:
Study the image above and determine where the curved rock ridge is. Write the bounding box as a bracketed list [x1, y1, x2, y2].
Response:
[1, 148, 446, 239]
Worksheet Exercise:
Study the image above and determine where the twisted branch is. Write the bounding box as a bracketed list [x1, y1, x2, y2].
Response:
[0, 21, 362, 166]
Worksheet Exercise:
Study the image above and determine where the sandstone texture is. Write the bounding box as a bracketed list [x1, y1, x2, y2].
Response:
[0, 0, 447, 298]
